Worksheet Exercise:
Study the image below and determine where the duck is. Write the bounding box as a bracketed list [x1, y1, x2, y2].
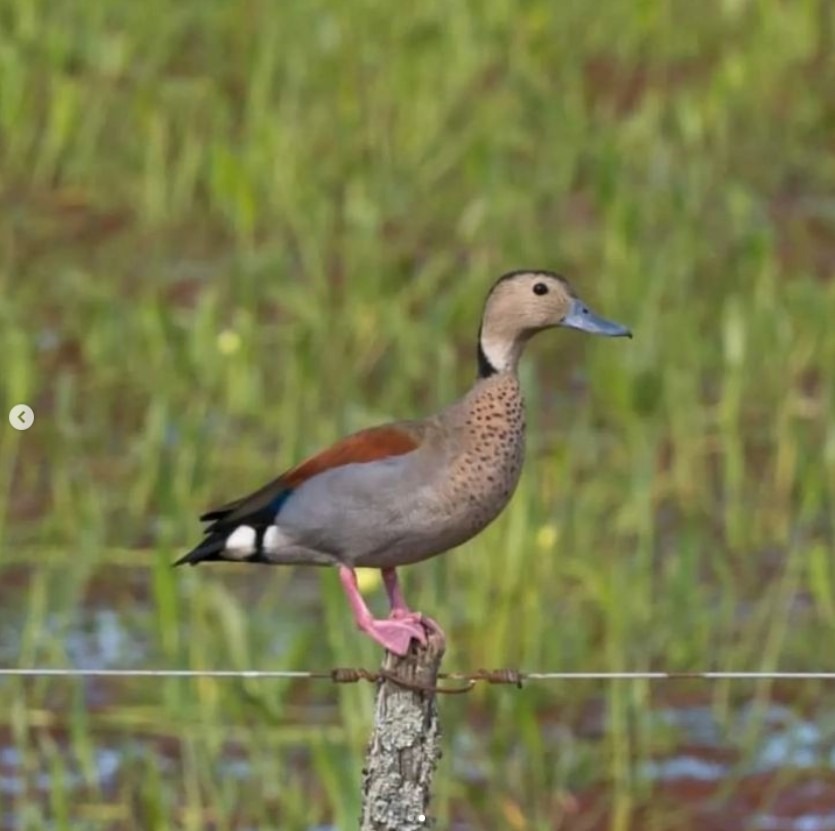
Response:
[177, 270, 631, 655]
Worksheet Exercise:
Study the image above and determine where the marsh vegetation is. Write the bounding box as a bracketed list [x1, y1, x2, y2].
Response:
[1, 0, 834, 827]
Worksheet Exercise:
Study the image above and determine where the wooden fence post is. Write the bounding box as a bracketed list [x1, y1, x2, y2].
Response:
[360, 628, 445, 830]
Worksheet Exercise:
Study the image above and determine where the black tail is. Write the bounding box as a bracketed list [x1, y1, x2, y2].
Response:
[173, 535, 225, 567]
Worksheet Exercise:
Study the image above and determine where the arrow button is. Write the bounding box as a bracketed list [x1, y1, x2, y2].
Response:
[9, 405, 34, 431]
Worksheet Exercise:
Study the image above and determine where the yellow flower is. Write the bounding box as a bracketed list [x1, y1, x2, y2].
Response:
[536, 524, 558, 550]
[356, 568, 383, 593]
[217, 329, 242, 355]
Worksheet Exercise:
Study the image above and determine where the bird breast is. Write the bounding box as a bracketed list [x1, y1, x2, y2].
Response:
[440, 376, 527, 538]
[356, 374, 528, 566]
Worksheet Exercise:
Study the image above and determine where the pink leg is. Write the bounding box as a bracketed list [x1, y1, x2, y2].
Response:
[381, 568, 446, 640]
[382, 568, 410, 615]
[338, 566, 427, 656]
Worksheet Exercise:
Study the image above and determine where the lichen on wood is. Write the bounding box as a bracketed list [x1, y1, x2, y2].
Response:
[360, 629, 445, 831]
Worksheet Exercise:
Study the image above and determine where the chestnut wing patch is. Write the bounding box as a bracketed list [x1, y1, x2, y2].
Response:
[281, 425, 420, 489]
[177, 424, 421, 566]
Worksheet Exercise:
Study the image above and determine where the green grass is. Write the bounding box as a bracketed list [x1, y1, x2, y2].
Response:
[1, 0, 835, 827]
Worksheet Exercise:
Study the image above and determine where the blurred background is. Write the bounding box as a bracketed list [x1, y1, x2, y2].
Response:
[1, 0, 835, 828]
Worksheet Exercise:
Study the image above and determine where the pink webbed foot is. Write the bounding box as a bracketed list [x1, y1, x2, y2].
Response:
[382, 567, 446, 642]
[339, 566, 431, 656]
[388, 607, 445, 638]
[356, 616, 428, 656]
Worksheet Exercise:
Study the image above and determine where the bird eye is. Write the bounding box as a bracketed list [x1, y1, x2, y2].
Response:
[533, 282, 549, 296]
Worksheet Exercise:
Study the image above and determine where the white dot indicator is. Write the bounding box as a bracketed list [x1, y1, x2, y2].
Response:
[9, 405, 34, 431]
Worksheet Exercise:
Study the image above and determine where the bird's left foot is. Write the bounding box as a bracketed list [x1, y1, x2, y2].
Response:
[358, 616, 428, 656]
[389, 608, 445, 640]
[382, 566, 445, 644]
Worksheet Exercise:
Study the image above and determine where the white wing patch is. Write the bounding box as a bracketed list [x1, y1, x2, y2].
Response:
[263, 524, 289, 554]
[225, 525, 256, 559]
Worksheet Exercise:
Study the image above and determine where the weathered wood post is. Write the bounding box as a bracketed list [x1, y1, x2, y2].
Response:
[360, 628, 446, 830]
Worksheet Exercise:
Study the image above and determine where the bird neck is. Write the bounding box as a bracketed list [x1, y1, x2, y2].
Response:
[477, 326, 526, 378]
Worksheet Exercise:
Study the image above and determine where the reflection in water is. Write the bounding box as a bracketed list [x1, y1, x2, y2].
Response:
[640, 754, 729, 782]
[649, 702, 835, 775]
[65, 609, 147, 669]
[0, 609, 148, 670]
[754, 815, 835, 831]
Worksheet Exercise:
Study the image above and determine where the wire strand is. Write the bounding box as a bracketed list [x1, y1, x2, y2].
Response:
[1, 668, 834, 682]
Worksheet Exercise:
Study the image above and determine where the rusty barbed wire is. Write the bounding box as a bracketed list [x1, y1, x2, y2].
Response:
[0, 667, 833, 695]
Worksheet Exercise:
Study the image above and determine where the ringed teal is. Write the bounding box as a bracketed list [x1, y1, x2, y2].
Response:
[178, 271, 631, 655]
